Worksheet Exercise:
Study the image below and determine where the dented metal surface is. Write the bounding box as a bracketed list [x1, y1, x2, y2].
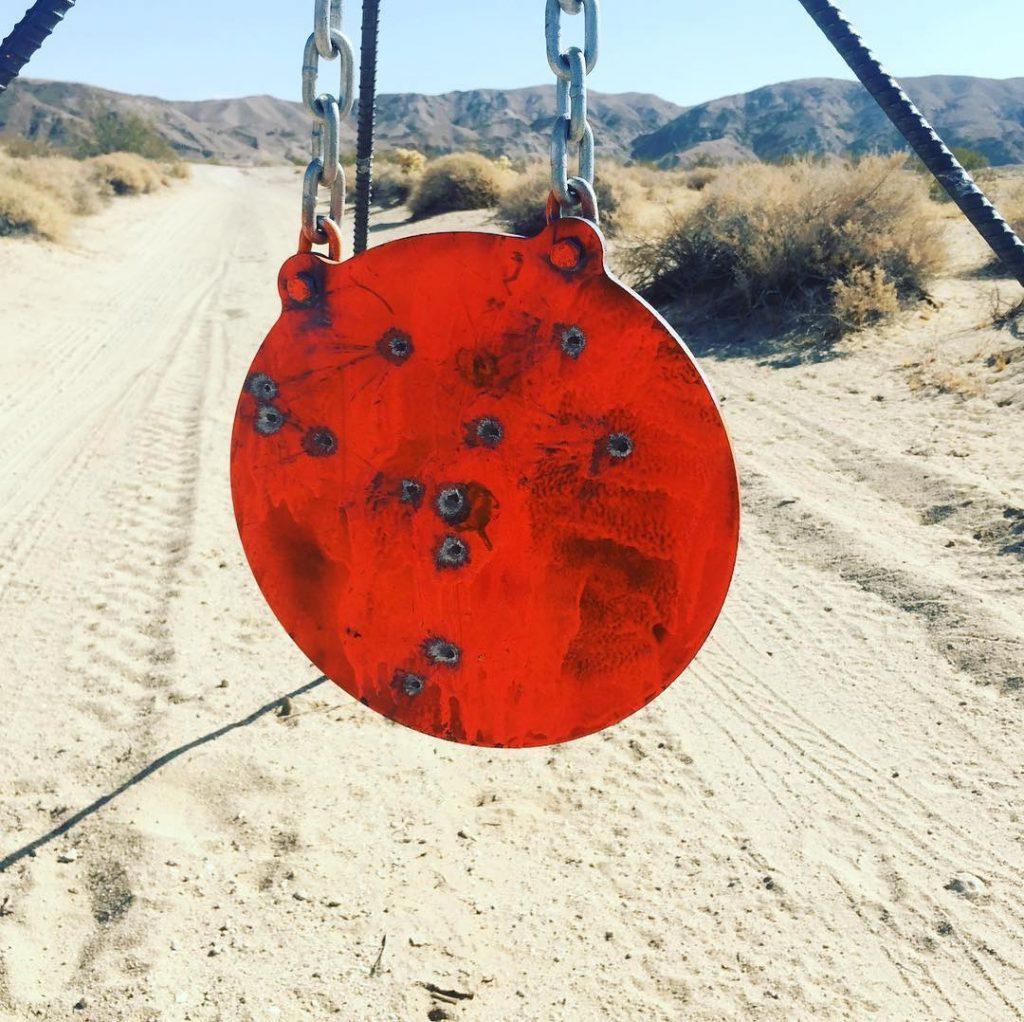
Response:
[231, 217, 739, 747]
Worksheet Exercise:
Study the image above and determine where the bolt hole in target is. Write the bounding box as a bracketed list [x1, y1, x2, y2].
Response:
[230, 0, 740, 748]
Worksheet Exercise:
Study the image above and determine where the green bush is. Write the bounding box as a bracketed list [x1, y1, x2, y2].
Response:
[78, 108, 176, 161]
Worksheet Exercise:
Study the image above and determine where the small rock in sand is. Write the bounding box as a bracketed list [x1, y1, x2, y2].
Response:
[944, 873, 986, 900]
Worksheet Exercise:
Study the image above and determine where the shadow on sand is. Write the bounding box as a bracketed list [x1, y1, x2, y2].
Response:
[0, 675, 329, 873]
[669, 308, 848, 369]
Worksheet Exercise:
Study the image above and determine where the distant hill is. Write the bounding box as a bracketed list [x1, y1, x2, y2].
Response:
[2, 75, 1022, 167]
[632, 76, 1024, 167]
[0, 79, 683, 164]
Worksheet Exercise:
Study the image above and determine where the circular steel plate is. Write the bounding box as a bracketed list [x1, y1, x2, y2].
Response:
[231, 218, 739, 747]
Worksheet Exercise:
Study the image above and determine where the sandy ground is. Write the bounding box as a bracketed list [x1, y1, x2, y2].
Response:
[0, 164, 1022, 1021]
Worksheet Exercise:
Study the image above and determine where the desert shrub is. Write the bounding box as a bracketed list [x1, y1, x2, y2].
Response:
[830, 266, 900, 329]
[0, 151, 98, 216]
[374, 147, 427, 206]
[408, 153, 506, 218]
[601, 164, 705, 236]
[79, 107, 176, 161]
[682, 167, 718, 191]
[494, 171, 614, 236]
[373, 163, 422, 208]
[0, 176, 68, 240]
[378, 147, 426, 175]
[88, 152, 164, 195]
[1, 135, 64, 158]
[496, 166, 653, 238]
[622, 155, 944, 335]
[495, 170, 550, 235]
[0, 145, 181, 241]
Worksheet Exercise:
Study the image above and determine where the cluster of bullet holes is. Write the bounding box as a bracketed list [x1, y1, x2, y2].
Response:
[246, 373, 338, 458]
[391, 635, 462, 700]
[247, 374, 286, 436]
[247, 320, 636, 702]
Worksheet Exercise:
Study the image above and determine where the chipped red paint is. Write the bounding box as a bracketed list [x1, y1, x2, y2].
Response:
[231, 218, 739, 748]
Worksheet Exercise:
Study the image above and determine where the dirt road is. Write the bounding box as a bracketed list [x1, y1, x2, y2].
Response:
[0, 165, 1022, 1021]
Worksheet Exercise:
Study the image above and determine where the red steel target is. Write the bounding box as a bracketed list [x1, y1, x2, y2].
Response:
[231, 218, 739, 747]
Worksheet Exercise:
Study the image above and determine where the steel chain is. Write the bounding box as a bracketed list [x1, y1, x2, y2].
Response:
[301, 0, 354, 248]
[546, 0, 600, 221]
[313, 0, 342, 60]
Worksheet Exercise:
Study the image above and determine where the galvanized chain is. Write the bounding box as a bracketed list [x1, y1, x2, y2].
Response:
[313, 0, 342, 60]
[546, 0, 599, 222]
[301, 0, 354, 249]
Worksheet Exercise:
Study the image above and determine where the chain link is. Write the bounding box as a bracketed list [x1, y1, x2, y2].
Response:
[546, 0, 600, 221]
[301, 1, 354, 249]
[313, 0, 342, 60]
[546, 0, 598, 78]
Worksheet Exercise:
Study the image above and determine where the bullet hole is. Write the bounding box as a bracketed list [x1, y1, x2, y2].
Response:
[399, 479, 425, 508]
[254, 404, 286, 436]
[393, 670, 425, 697]
[377, 328, 414, 365]
[435, 485, 470, 525]
[245, 373, 278, 402]
[560, 326, 586, 359]
[301, 427, 338, 457]
[469, 416, 504, 449]
[607, 432, 634, 459]
[435, 535, 470, 570]
[424, 637, 461, 667]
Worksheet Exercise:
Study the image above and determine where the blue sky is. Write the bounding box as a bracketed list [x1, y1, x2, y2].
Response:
[2, 0, 1020, 105]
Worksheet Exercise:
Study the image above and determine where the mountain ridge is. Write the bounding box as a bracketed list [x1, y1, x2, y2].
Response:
[2, 74, 1022, 166]
[633, 75, 1024, 167]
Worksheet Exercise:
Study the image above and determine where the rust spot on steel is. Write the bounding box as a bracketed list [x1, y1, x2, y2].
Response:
[284, 271, 318, 306]
[550, 237, 584, 271]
